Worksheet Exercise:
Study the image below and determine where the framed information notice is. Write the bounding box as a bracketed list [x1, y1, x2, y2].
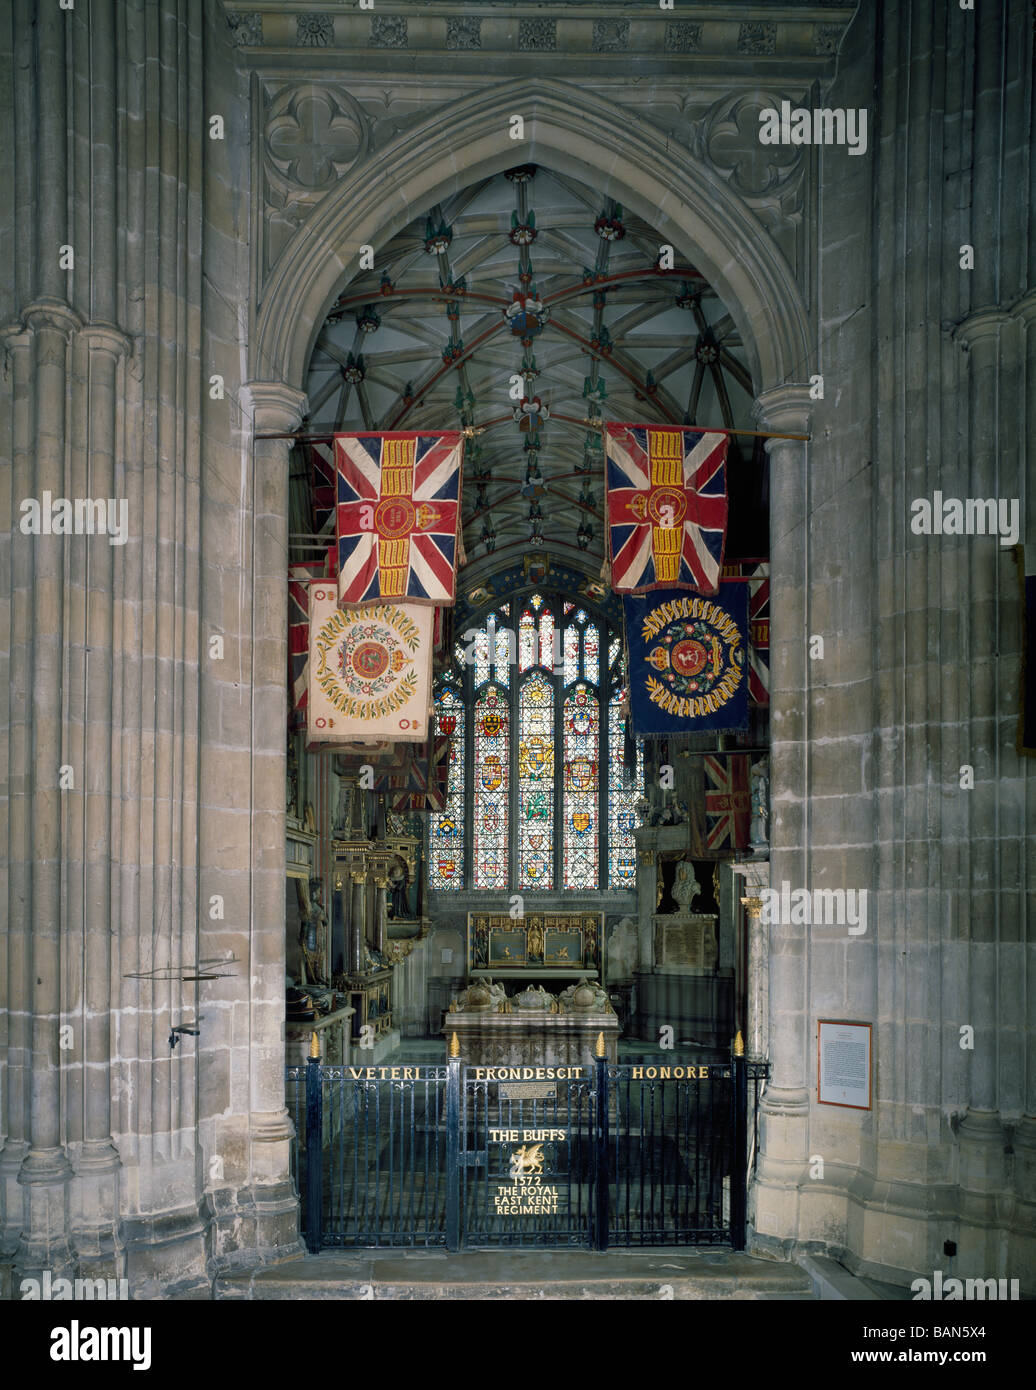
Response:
[817, 1019, 872, 1110]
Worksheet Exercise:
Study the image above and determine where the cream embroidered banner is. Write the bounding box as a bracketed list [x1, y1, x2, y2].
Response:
[307, 583, 432, 744]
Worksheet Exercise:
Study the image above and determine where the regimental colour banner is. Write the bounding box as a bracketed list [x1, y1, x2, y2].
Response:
[307, 584, 433, 744]
[374, 733, 453, 812]
[605, 424, 729, 595]
[288, 546, 337, 727]
[623, 585, 749, 735]
[335, 431, 463, 607]
[721, 562, 769, 705]
[703, 753, 751, 852]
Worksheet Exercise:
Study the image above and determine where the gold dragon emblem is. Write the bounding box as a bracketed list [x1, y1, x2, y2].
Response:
[509, 1143, 545, 1176]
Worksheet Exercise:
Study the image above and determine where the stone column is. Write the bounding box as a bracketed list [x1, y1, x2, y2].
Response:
[0, 327, 34, 1258]
[15, 302, 82, 1281]
[1014, 291, 1036, 1216]
[65, 2, 127, 1259]
[8, 0, 79, 1281]
[750, 384, 812, 1243]
[69, 323, 131, 1278]
[373, 876, 389, 956]
[238, 383, 307, 1256]
[350, 873, 367, 974]
[953, 310, 1010, 1212]
[741, 896, 769, 1063]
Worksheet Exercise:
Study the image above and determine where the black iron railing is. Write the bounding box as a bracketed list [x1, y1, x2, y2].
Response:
[286, 1051, 768, 1252]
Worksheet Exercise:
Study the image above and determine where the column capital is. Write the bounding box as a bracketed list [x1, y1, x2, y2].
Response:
[77, 321, 132, 359]
[240, 381, 308, 436]
[752, 383, 812, 440]
[0, 322, 32, 352]
[19, 296, 83, 338]
[952, 306, 1011, 348]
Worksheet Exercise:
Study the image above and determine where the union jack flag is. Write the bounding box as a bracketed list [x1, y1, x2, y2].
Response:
[307, 441, 337, 533]
[372, 734, 453, 812]
[606, 424, 729, 595]
[722, 562, 770, 705]
[703, 753, 750, 852]
[288, 546, 336, 725]
[335, 432, 463, 606]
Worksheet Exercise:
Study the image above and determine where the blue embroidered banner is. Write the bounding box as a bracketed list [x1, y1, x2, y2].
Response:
[623, 584, 749, 736]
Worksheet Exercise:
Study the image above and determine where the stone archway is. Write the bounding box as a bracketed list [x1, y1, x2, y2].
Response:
[252, 79, 811, 399]
[241, 78, 815, 1260]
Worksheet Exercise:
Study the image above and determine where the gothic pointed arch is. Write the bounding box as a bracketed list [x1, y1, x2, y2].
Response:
[253, 79, 811, 400]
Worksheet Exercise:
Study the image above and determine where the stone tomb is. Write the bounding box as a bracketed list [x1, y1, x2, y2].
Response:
[443, 979, 619, 1076]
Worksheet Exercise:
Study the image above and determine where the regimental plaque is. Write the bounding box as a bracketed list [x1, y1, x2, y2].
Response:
[486, 1121, 572, 1220]
[488, 930, 527, 967]
[543, 929, 582, 967]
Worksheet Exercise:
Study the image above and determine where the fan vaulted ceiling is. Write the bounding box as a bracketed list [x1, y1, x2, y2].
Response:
[294, 165, 761, 577]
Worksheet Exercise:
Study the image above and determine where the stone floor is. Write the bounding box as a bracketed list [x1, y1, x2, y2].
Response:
[214, 1247, 818, 1300]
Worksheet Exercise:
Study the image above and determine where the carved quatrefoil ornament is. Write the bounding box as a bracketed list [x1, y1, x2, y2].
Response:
[265, 83, 370, 198]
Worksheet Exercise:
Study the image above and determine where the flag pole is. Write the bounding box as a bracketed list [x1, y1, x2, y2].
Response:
[256, 420, 812, 443]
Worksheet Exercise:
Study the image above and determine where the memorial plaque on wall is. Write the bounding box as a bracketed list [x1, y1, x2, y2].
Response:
[653, 914, 717, 970]
[817, 1019, 872, 1110]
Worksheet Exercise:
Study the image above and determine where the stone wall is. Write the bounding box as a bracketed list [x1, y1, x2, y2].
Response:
[0, 0, 301, 1297]
[752, 0, 1035, 1289]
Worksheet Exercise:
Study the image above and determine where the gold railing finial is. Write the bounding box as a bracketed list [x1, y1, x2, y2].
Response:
[309, 1030, 321, 1060]
[449, 1031, 461, 1059]
[595, 1031, 606, 1059]
[733, 1030, 745, 1058]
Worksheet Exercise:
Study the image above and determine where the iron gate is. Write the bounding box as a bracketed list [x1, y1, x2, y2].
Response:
[285, 1053, 767, 1252]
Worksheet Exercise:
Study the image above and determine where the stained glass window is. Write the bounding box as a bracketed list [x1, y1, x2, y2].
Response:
[563, 624, 580, 686]
[518, 607, 536, 671]
[428, 685, 465, 890]
[607, 687, 641, 889]
[518, 674, 554, 889]
[539, 608, 555, 671]
[583, 621, 599, 686]
[473, 628, 490, 686]
[563, 682, 599, 889]
[431, 592, 641, 893]
[473, 683, 509, 889]
[492, 620, 512, 685]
